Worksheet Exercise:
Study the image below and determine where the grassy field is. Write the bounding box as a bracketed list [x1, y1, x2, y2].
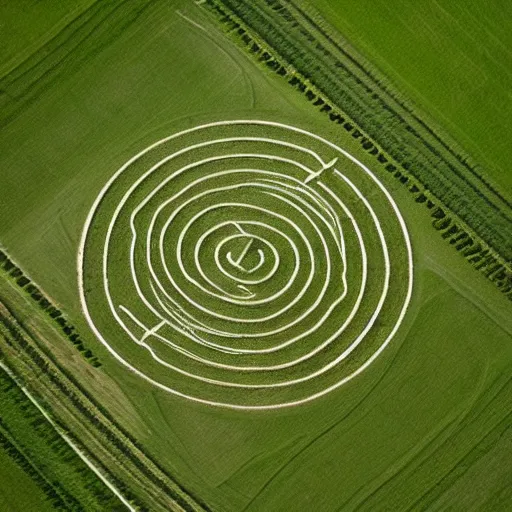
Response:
[306, 0, 512, 193]
[0, 450, 55, 512]
[0, 364, 126, 510]
[0, 0, 96, 77]
[0, 0, 511, 511]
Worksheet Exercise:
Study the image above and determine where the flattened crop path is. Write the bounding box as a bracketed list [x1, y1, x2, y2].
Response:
[78, 120, 413, 409]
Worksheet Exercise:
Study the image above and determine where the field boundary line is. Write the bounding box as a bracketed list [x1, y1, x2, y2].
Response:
[0, 360, 136, 512]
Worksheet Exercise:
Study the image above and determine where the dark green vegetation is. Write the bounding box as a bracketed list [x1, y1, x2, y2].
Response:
[205, 0, 512, 265]
[0, 364, 126, 511]
[203, 0, 512, 303]
[0, 284, 210, 511]
[0, 248, 102, 366]
[0, 0, 511, 511]
[0, 440, 55, 512]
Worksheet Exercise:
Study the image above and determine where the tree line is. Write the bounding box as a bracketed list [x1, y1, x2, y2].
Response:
[201, 0, 512, 302]
[203, 0, 512, 264]
[0, 248, 102, 367]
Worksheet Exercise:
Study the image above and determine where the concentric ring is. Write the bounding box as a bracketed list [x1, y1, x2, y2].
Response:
[78, 120, 413, 409]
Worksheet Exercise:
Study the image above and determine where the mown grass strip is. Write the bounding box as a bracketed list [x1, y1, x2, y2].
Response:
[0, 360, 128, 511]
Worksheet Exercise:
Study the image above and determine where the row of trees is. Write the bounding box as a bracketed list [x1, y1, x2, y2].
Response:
[360, 134, 512, 297]
[0, 248, 101, 367]
[429, 208, 512, 296]
[206, 0, 512, 262]
[0, 364, 124, 511]
[203, 0, 512, 302]
[62, 432, 151, 512]
[0, 309, 210, 512]
[353, 129, 512, 298]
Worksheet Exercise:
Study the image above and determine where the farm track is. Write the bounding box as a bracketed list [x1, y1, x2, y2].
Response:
[0, 287, 210, 512]
[204, 0, 512, 262]
[0, 361, 135, 511]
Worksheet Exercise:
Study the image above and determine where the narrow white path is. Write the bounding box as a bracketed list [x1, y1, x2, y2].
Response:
[0, 361, 136, 511]
[78, 120, 413, 410]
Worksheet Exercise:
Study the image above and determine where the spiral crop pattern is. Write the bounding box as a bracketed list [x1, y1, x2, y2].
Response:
[79, 121, 413, 409]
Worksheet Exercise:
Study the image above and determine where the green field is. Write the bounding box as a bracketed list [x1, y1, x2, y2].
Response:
[306, 0, 512, 193]
[0, 0, 95, 77]
[0, 450, 54, 512]
[0, 0, 511, 511]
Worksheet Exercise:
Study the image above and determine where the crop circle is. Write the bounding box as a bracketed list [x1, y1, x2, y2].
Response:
[79, 120, 413, 409]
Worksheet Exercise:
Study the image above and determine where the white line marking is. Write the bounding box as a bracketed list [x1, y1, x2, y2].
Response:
[227, 237, 254, 267]
[77, 120, 413, 410]
[304, 157, 338, 183]
[119, 305, 148, 332]
[232, 222, 246, 234]
[140, 320, 166, 343]
[0, 361, 136, 511]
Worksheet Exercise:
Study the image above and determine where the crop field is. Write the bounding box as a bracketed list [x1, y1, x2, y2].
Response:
[0, 0, 511, 511]
[305, 0, 512, 193]
[80, 120, 412, 409]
